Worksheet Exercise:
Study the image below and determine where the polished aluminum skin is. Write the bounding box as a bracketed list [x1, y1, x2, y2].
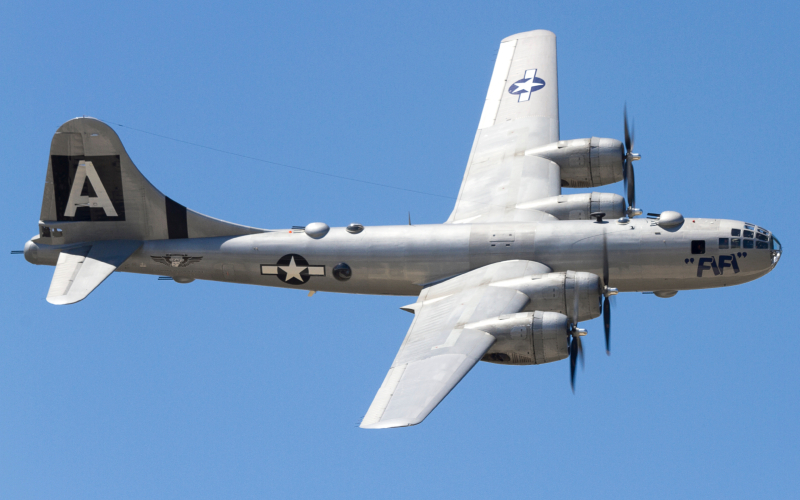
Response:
[24, 30, 781, 429]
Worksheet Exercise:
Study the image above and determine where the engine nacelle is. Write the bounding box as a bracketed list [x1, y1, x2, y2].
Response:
[469, 311, 570, 365]
[496, 271, 602, 323]
[476, 271, 602, 365]
[516, 192, 625, 220]
[526, 137, 624, 188]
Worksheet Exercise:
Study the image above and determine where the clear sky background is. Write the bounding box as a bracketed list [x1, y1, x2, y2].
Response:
[2, 1, 798, 498]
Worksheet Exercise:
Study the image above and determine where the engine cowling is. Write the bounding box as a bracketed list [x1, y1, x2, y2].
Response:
[517, 192, 625, 220]
[472, 271, 603, 365]
[496, 271, 602, 323]
[469, 311, 570, 365]
[526, 137, 624, 188]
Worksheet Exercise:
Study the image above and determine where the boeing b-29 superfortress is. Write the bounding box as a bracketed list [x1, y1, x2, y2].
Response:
[24, 30, 781, 428]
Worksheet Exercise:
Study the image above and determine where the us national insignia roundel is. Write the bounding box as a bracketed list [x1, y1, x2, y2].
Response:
[261, 254, 325, 285]
[507, 69, 545, 102]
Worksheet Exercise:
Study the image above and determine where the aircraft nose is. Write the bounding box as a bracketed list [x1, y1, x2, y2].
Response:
[770, 234, 782, 268]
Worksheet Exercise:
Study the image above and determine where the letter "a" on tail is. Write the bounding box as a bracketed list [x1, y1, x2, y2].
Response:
[37, 117, 265, 245]
[30, 117, 267, 304]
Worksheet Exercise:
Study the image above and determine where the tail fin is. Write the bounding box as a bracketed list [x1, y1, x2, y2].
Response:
[37, 117, 264, 245]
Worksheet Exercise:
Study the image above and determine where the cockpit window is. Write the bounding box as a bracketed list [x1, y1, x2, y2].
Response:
[731, 238, 741, 249]
[757, 228, 768, 235]
[691, 240, 705, 254]
[756, 241, 768, 249]
[731, 229, 741, 237]
[743, 230, 754, 238]
[719, 238, 729, 249]
[745, 224, 755, 230]
[743, 240, 754, 249]
[756, 233, 768, 242]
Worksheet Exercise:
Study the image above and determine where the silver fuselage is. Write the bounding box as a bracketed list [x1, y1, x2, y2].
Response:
[27, 217, 777, 297]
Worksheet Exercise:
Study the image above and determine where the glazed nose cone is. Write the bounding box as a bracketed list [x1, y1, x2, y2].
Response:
[770, 235, 782, 269]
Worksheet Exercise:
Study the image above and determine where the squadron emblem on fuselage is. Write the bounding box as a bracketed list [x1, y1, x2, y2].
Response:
[151, 254, 203, 268]
[261, 254, 325, 285]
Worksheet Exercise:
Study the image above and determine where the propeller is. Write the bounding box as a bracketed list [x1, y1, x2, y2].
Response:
[601, 228, 619, 355]
[623, 106, 642, 218]
[569, 275, 587, 392]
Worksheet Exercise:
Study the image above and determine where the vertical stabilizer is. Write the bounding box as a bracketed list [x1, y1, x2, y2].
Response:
[37, 117, 265, 246]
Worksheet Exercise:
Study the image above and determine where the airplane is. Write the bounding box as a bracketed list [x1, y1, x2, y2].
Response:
[22, 29, 782, 429]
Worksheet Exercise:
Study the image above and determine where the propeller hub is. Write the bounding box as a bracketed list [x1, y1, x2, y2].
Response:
[627, 207, 643, 218]
[604, 286, 619, 297]
[630, 153, 641, 161]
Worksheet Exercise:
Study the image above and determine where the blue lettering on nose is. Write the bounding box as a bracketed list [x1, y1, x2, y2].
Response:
[719, 254, 739, 274]
[697, 257, 720, 277]
[718, 255, 732, 274]
[695, 254, 739, 277]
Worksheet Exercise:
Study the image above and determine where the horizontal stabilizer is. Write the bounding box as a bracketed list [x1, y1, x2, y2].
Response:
[46, 240, 142, 305]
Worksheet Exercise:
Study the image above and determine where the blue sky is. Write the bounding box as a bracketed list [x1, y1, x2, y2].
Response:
[2, 1, 798, 498]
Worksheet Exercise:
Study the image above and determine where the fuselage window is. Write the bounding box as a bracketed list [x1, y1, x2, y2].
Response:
[731, 238, 741, 249]
[691, 240, 706, 254]
[719, 238, 729, 249]
[332, 263, 352, 281]
[731, 228, 741, 237]
[756, 241, 768, 249]
[743, 230, 754, 238]
[743, 240, 754, 249]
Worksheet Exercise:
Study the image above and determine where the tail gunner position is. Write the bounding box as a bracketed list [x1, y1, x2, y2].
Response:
[23, 30, 781, 428]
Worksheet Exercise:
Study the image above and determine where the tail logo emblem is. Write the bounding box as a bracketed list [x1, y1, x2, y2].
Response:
[261, 254, 325, 285]
[508, 69, 545, 102]
[63, 160, 118, 217]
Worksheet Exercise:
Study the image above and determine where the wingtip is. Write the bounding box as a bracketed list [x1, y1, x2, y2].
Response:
[359, 418, 420, 430]
[46, 295, 84, 305]
[501, 29, 555, 43]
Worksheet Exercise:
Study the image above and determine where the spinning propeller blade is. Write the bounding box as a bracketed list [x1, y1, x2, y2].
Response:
[569, 276, 586, 392]
[569, 334, 583, 393]
[603, 296, 611, 355]
[602, 228, 617, 355]
[623, 106, 641, 217]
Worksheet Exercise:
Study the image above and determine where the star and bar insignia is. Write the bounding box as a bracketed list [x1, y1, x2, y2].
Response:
[261, 254, 325, 285]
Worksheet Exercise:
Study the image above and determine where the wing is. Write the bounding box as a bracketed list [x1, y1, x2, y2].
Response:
[46, 240, 142, 305]
[447, 30, 561, 224]
[360, 260, 552, 429]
